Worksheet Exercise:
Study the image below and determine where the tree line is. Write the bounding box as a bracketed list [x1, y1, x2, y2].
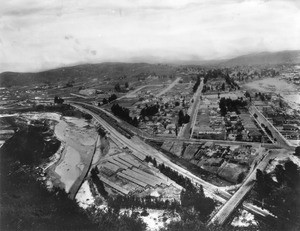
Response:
[219, 97, 247, 116]
[193, 75, 201, 93]
[111, 103, 139, 127]
[115, 82, 129, 92]
[145, 156, 216, 222]
[107, 195, 181, 213]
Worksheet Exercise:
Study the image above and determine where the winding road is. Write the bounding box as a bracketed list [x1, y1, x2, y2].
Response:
[69, 101, 274, 220]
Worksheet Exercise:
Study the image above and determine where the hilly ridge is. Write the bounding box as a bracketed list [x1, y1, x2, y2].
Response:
[221, 50, 300, 67]
[1, 50, 300, 87]
[0, 62, 176, 87]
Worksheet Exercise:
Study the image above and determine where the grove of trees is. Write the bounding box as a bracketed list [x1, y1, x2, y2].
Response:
[54, 96, 64, 104]
[111, 103, 139, 127]
[178, 110, 190, 126]
[101, 94, 118, 105]
[145, 156, 216, 222]
[140, 104, 159, 118]
[219, 97, 247, 116]
[193, 75, 201, 93]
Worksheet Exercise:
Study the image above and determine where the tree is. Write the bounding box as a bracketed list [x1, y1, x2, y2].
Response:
[125, 82, 129, 88]
[109, 94, 117, 102]
[193, 75, 201, 93]
[275, 165, 285, 185]
[115, 83, 121, 92]
[54, 96, 64, 104]
[178, 110, 184, 126]
[295, 146, 300, 156]
[103, 98, 108, 104]
[221, 83, 225, 91]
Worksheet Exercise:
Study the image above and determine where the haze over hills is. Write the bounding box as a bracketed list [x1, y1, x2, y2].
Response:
[1, 50, 300, 87]
[221, 50, 300, 67]
[0, 63, 177, 87]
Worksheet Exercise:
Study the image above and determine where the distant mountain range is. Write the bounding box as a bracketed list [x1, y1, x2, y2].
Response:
[1, 50, 299, 87]
[0, 63, 177, 87]
[220, 50, 300, 67]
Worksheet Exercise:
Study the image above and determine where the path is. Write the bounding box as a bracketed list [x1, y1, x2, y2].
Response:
[157, 77, 182, 97]
[208, 148, 283, 226]
[70, 102, 273, 218]
[178, 79, 203, 138]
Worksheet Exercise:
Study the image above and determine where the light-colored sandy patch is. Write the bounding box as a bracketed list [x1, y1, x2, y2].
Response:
[120, 209, 180, 231]
[289, 140, 300, 146]
[64, 116, 90, 127]
[80, 137, 96, 146]
[0, 113, 19, 117]
[244, 78, 298, 93]
[231, 210, 257, 227]
[22, 112, 62, 121]
[76, 181, 95, 209]
[55, 146, 82, 192]
[244, 78, 300, 110]
[54, 120, 68, 141]
[290, 155, 300, 167]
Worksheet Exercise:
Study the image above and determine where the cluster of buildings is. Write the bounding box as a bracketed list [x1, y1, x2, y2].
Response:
[96, 150, 182, 200]
[192, 101, 225, 140]
[183, 142, 259, 183]
[118, 83, 194, 137]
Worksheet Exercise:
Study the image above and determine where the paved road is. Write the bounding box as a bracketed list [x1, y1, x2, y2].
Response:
[179, 79, 203, 138]
[208, 148, 279, 226]
[249, 105, 294, 150]
[70, 102, 273, 218]
[157, 77, 182, 97]
[123, 84, 163, 99]
[73, 100, 282, 150]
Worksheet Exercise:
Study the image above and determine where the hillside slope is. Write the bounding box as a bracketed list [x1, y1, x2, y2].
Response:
[0, 62, 176, 87]
[222, 50, 300, 67]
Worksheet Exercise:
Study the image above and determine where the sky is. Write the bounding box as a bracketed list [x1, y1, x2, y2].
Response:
[0, 0, 300, 73]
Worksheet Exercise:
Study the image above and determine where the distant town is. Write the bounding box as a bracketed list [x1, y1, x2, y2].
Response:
[1, 55, 300, 230]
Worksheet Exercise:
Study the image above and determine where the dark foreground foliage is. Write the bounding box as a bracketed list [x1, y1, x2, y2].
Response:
[252, 160, 300, 231]
[0, 118, 146, 231]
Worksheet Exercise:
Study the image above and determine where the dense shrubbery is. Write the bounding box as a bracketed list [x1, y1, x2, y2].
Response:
[193, 75, 201, 93]
[1, 123, 60, 164]
[107, 195, 180, 212]
[91, 167, 108, 198]
[87, 206, 146, 231]
[54, 96, 64, 104]
[0, 124, 147, 231]
[140, 104, 159, 118]
[145, 156, 216, 222]
[178, 110, 190, 126]
[111, 103, 139, 127]
[253, 161, 300, 230]
[102, 94, 118, 105]
[219, 97, 247, 116]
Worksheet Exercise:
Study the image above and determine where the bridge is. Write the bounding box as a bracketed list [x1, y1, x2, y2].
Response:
[69, 102, 275, 219]
[208, 149, 280, 226]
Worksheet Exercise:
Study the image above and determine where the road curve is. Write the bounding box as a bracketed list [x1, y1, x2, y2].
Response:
[69, 102, 273, 219]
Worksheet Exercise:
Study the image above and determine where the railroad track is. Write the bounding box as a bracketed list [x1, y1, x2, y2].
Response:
[69, 102, 274, 220]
